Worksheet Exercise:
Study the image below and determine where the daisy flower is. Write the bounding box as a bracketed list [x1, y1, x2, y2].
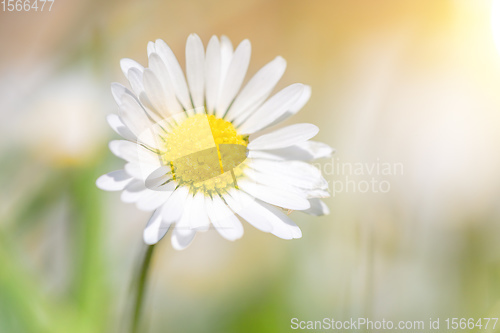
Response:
[97, 34, 333, 250]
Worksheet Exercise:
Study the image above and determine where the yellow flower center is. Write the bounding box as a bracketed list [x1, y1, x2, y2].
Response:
[162, 114, 248, 195]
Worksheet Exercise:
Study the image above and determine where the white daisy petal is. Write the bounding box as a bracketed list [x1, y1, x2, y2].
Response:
[127, 67, 145, 97]
[143, 208, 171, 245]
[238, 83, 304, 134]
[171, 228, 196, 250]
[186, 33, 205, 108]
[302, 198, 330, 216]
[110, 82, 136, 107]
[266, 85, 312, 127]
[227, 56, 287, 123]
[125, 162, 157, 180]
[140, 97, 164, 125]
[219, 35, 234, 80]
[109, 140, 160, 165]
[147, 41, 156, 57]
[248, 140, 334, 161]
[136, 190, 172, 212]
[238, 179, 310, 210]
[121, 180, 148, 203]
[248, 159, 327, 190]
[244, 168, 306, 197]
[144, 166, 176, 191]
[245, 165, 329, 201]
[117, 94, 158, 147]
[190, 192, 210, 231]
[226, 192, 302, 240]
[215, 39, 251, 118]
[246, 150, 285, 161]
[206, 195, 244, 241]
[161, 186, 189, 224]
[155, 39, 192, 110]
[96, 170, 132, 191]
[289, 84, 311, 114]
[248, 123, 319, 150]
[257, 200, 302, 239]
[224, 189, 273, 232]
[143, 68, 170, 118]
[205, 36, 221, 114]
[106, 114, 136, 141]
[148, 53, 184, 115]
[120, 58, 144, 77]
[112, 81, 161, 126]
[294, 140, 334, 160]
[174, 193, 194, 235]
[304, 188, 330, 199]
[112, 81, 162, 125]
[124, 162, 142, 179]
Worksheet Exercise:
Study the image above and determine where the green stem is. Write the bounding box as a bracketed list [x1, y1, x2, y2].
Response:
[131, 244, 156, 333]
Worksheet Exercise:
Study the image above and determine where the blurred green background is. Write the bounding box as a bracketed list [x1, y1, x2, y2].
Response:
[2, 0, 500, 332]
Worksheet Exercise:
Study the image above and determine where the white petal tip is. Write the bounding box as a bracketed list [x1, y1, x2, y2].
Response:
[143, 235, 159, 246]
[171, 233, 196, 250]
[143, 227, 169, 245]
[96, 170, 131, 191]
[275, 55, 286, 64]
[95, 176, 108, 191]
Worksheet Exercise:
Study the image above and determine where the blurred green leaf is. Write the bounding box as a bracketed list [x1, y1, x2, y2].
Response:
[67, 166, 111, 333]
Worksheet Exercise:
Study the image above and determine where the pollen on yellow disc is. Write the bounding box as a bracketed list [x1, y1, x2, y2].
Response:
[162, 114, 248, 195]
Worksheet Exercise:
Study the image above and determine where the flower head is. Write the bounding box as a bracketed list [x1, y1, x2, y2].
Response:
[97, 34, 333, 250]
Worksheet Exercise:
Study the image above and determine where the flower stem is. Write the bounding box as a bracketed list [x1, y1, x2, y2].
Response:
[131, 244, 156, 333]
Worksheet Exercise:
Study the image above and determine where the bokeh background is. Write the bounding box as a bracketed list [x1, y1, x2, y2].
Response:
[2, 0, 500, 332]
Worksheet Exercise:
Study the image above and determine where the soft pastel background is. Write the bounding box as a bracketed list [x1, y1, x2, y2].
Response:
[2, 0, 500, 332]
